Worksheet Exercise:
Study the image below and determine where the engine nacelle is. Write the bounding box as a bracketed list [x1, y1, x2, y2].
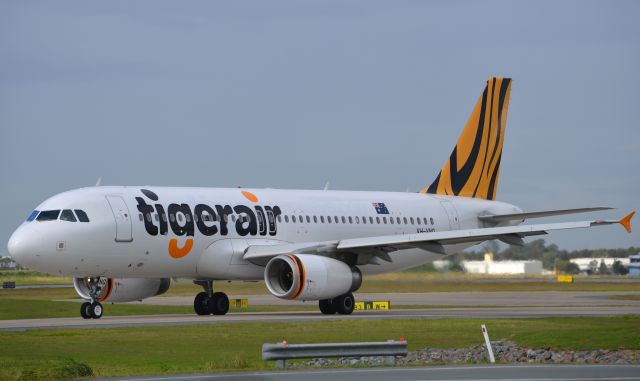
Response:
[264, 254, 361, 301]
[73, 277, 170, 303]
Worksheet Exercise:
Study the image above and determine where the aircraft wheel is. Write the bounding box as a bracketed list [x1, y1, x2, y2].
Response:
[194, 292, 210, 316]
[334, 293, 355, 315]
[80, 302, 92, 319]
[90, 302, 103, 319]
[319, 299, 336, 314]
[210, 292, 229, 315]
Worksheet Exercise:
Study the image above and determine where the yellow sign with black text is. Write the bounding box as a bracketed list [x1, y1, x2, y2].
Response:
[354, 301, 390, 311]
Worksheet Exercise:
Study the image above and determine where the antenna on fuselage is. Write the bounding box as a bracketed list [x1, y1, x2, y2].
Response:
[95, 177, 102, 186]
[323, 181, 330, 191]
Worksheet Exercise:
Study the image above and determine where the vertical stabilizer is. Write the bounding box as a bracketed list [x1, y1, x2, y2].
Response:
[421, 77, 512, 200]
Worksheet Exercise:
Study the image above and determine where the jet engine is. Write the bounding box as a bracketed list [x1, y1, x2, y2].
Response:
[264, 254, 361, 301]
[73, 277, 170, 303]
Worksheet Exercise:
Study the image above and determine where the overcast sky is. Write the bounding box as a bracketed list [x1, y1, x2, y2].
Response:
[1, 0, 638, 252]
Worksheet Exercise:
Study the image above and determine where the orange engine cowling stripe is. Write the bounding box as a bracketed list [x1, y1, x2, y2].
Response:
[98, 278, 114, 302]
[288, 255, 304, 300]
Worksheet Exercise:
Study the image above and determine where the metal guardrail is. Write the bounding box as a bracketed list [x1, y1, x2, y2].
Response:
[262, 340, 408, 368]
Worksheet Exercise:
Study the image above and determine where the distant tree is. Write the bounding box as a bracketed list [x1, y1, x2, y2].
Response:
[612, 260, 629, 275]
[598, 259, 609, 275]
[555, 259, 580, 274]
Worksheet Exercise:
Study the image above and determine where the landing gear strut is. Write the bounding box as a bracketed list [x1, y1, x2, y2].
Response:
[80, 277, 105, 319]
[193, 280, 229, 316]
[319, 292, 355, 315]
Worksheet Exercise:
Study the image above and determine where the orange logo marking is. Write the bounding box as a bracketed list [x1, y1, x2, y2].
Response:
[169, 238, 194, 259]
[241, 191, 259, 203]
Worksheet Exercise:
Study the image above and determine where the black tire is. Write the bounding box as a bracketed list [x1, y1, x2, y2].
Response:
[319, 299, 336, 314]
[194, 292, 210, 316]
[210, 292, 229, 315]
[334, 293, 355, 315]
[90, 302, 103, 319]
[80, 302, 92, 319]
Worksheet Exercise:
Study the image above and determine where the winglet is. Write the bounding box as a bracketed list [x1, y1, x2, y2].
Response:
[619, 211, 635, 234]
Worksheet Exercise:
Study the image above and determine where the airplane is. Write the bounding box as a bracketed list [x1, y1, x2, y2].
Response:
[7, 77, 634, 319]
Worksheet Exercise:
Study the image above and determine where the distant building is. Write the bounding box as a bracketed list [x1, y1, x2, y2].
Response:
[0, 256, 17, 270]
[432, 260, 452, 271]
[629, 254, 640, 276]
[462, 253, 543, 275]
[569, 257, 630, 274]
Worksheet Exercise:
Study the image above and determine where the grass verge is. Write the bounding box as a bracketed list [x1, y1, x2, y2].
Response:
[0, 316, 638, 380]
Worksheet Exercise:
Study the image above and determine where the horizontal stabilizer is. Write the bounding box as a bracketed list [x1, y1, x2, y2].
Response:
[478, 207, 612, 223]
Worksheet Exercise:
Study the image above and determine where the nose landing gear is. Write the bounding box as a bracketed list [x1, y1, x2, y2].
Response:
[79, 277, 109, 319]
[80, 301, 103, 319]
[193, 280, 229, 315]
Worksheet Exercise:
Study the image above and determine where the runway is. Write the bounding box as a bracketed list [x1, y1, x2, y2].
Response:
[141, 291, 640, 307]
[2, 304, 640, 331]
[95, 365, 640, 381]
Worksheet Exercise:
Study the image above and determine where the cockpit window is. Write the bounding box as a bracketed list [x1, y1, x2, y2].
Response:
[36, 210, 60, 221]
[60, 209, 77, 222]
[26, 210, 39, 222]
[75, 209, 90, 222]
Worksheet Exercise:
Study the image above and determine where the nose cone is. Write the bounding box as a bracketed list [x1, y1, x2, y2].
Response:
[7, 227, 34, 266]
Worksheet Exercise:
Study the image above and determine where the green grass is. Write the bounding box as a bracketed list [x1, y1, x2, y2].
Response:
[609, 295, 640, 301]
[0, 317, 638, 380]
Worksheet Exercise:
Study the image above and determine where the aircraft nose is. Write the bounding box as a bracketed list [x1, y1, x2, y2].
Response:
[7, 227, 35, 265]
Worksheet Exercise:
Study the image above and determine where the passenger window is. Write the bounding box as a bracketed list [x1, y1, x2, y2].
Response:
[410, 217, 414, 224]
[376, 217, 380, 224]
[26, 210, 39, 222]
[306, 216, 310, 223]
[146, 213, 152, 222]
[277, 215, 282, 223]
[390, 217, 394, 224]
[285, 215, 289, 223]
[361, 216, 366, 224]
[313, 216, 317, 223]
[348, 216, 353, 224]
[320, 216, 325, 223]
[162, 214, 168, 222]
[423, 217, 428, 225]
[417, 217, 421, 225]
[327, 216, 332, 223]
[341, 216, 346, 224]
[397, 217, 401, 224]
[292, 215, 296, 223]
[430, 218, 435, 225]
[231, 215, 236, 222]
[335, 216, 339, 223]
[299, 215, 303, 223]
[383, 217, 387, 224]
[60, 209, 77, 222]
[403, 217, 408, 224]
[170, 214, 176, 223]
[36, 210, 60, 221]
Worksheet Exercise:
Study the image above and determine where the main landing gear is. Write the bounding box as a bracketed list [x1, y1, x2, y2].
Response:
[193, 280, 229, 316]
[318, 292, 355, 315]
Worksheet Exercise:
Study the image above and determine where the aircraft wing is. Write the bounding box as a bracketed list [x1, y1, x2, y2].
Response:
[478, 207, 612, 223]
[243, 212, 634, 265]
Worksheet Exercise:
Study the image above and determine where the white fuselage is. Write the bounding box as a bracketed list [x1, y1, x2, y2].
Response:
[8, 186, 521, 279]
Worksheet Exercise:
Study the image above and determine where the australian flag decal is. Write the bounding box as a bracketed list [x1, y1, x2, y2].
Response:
[373, 202, 389, 214]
